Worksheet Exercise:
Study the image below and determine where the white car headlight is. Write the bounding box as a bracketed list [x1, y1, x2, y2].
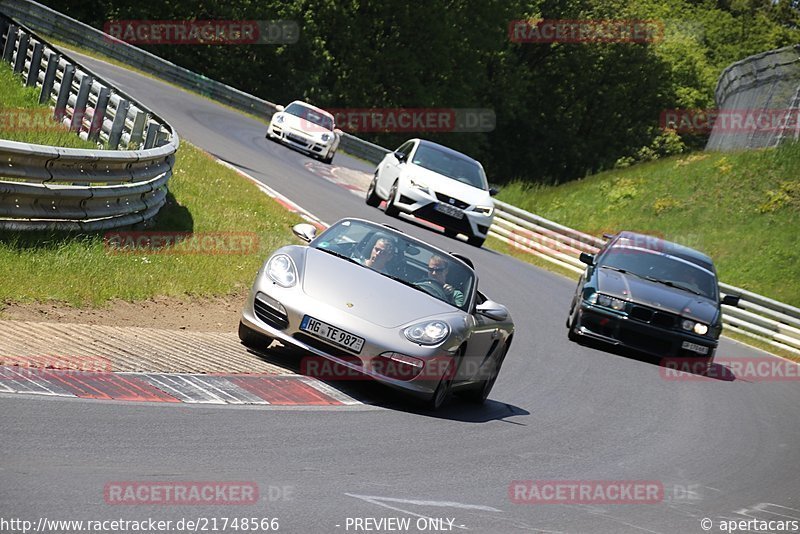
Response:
[404, 320, 450, 345]
[266, 254, 297, 287]
[274, 114, 284, 124]
[472, 205, 494, 216]
[321, 133, 331, 142]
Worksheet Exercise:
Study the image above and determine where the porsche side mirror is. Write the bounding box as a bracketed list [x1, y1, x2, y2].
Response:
[292, 223, 317, 243]
[721, 294, 740, 306]
[579, 252, 595, 266]
[274, 105, 285, 113]
[476, 300, 508, 322]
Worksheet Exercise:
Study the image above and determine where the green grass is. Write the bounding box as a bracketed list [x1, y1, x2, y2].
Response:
[0, 62, 303, 306]
[0, 63, 99, 148]
[495, 145, 800, 307]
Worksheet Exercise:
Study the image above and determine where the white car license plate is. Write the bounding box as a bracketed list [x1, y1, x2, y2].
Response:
[301, 316, 365, 353]
[681, 341, 709, 355]
[434, 202, 464, 219]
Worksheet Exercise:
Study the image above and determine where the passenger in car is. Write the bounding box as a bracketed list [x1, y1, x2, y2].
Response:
[360, 237, 397, 274]
[428, 255, 465, 307]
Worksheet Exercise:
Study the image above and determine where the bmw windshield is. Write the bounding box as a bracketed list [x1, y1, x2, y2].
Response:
[600, 246, 718, 300]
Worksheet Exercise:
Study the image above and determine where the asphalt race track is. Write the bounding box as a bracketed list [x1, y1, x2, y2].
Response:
[1, 51, 799, 534]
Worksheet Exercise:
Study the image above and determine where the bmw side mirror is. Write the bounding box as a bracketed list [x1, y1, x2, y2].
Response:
[579, 252, 595, 266]
[292, 223, 317, 243]
[476, 300, 508, 322]
[721, 294, 740, 306]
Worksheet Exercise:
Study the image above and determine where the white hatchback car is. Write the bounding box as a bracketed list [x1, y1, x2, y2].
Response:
[365, 139, 497, 247]
[267, 101, 341, 164]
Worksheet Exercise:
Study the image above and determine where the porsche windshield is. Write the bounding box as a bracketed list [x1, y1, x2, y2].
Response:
[411, 145, 488, 189]
[601, 246, 717, 299]
[312, 220, 475, 311]
[285, 103, 334, 131]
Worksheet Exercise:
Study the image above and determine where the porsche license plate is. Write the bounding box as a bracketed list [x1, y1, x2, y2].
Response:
[301, 316, 365, 353]
[434, 202, 464, 219]
[681, 341, 709, 355]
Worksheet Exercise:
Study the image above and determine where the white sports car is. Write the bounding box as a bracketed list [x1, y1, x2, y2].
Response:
[365, 139, 497, 247]
[267, 100, 341, 164]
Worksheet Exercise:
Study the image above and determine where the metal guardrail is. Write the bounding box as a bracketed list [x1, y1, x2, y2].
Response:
[706, 44, 800, 151]
[488, 199, 800, 356]
[0, 14, 178, 231]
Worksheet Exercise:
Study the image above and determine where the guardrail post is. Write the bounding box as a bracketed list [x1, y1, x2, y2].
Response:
[13, 31, 28, 74]
[54, 63, 74, 123]
[90, 86, 110, 142]
[129, 110, 146, 147]
[39, 52, 59, 104]
[2, 24, 17, 63]
[71, 73, 92, 132]
[26, 41, 43, 87]
[144, 121, 159, 149]
[109, 99, 130, 149]
[0, 18, 9, 50]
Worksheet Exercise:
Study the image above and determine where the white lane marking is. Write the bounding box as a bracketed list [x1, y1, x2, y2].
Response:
[346, 493, 504, 530]
[298, 376, 362, 405]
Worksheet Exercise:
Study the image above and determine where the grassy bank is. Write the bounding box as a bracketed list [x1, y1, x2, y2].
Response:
[494, 144, 800, 307]
[0, 62, 303, 306]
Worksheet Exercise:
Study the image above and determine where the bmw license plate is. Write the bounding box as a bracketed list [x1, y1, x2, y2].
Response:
[681, 341, 709, 355]
[301, 315, 365, 353]
[434, 202, 464, 219]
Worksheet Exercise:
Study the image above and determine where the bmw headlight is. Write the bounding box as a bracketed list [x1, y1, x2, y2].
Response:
[597, 294, 626, 311]
[472, 205, 494, 216]
[266, 254, 297, 287]
[404, 320, 450, 345]
[682, 319, 709, 335]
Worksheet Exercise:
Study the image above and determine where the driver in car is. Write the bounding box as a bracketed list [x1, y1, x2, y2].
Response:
[427, 255, 465, 307]
[360, 237, 397, 273]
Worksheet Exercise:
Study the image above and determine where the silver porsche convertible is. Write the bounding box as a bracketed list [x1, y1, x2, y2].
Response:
[239, 218, 514, 409]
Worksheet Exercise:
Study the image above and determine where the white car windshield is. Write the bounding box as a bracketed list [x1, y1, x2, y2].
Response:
[411, 144, 488, 189]
[284, 103, 334, 131]
[312, 220, 475, 311]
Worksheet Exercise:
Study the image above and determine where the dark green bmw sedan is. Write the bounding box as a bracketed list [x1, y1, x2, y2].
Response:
[566, 231, 739, 366]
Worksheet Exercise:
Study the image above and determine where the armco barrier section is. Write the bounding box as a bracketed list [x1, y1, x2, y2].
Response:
[706, 45, 800, 150]
[489, 199, 800, 356]
[0, 15, 178, 231]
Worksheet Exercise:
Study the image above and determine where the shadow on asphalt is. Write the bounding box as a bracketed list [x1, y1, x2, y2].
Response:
[245, 343, 530, 422]
[571, 336, 737, 382]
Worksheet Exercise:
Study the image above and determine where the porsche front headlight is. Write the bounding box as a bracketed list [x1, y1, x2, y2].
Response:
[266, 254, 297, 287]
[404, 320, 450, 345]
